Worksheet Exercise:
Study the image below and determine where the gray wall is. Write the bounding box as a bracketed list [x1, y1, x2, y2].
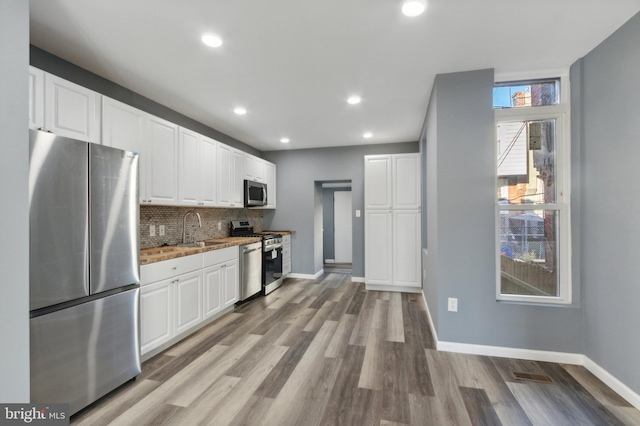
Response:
[422, 69, 585, 353]
[578, 11, 640, 394]
[322, 187, 352, 261]
[0, 0, 30, 402]
[263, 142, 418, 277]
[30, 46, 261, 157]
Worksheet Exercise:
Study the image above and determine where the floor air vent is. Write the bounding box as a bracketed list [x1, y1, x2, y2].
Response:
[510, 371, 554, 384]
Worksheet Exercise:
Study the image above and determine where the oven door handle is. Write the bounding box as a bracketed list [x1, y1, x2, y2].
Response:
[265, 243, 282, 251]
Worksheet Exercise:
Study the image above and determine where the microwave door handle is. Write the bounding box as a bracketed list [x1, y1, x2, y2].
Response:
[262, 186, 267, 204]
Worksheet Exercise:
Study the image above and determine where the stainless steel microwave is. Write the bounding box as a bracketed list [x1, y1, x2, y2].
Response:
[244, 179, 267, 207]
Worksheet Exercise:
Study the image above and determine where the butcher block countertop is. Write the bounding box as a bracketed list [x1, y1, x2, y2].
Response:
[140, 237, 261, 265]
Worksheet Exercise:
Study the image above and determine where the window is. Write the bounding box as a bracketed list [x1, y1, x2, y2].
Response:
[495, 75, 571, 304]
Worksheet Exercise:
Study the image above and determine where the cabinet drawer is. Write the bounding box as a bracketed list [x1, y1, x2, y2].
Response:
[203, 246, 238, 268]
[141, 254, 203, 285]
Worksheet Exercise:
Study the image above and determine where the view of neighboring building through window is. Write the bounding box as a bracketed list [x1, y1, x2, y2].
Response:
[494, 77, 570, 304]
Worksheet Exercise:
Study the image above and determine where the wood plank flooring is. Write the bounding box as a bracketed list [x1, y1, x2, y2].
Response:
[71, 272, 640, 425]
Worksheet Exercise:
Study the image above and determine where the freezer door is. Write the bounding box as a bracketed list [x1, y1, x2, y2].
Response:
[90, 144, 140, 294]
[29, 130, 89, 310]
[30, 288, 141, 415]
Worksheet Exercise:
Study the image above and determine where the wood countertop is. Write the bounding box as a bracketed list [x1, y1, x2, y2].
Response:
[140, 237, 261, 265]
[263, 230, 293, 235]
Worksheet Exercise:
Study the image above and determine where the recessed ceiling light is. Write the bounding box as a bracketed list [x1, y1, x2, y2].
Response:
[363, 132, 373, 139]
[234, 107, 247, 115]
[347, 95, 362, 105]
[402, 0, 426, 17]
[202, 34, 223, 48]
[280, 137, 290, 144]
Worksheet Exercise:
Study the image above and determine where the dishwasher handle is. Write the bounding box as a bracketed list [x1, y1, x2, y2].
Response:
[243, 247, 262, 254]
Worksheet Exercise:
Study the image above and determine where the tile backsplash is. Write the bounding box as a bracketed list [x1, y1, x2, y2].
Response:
[140, 205, 263, 249]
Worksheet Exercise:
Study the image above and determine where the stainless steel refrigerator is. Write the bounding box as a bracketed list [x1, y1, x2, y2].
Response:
[29, 129, 141, 415]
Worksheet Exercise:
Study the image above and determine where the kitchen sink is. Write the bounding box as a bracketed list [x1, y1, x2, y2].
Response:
[177, 241, 227, 248]
[201, 241, 227, 247]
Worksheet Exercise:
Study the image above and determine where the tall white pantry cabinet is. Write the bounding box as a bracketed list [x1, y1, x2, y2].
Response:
[364, 153, 422, 292]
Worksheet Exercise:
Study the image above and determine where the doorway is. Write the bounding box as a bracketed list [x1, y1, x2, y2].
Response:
[321, 182, 352, 273]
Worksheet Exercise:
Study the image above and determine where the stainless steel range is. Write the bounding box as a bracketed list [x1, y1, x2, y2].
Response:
[230, 221, 284, 295]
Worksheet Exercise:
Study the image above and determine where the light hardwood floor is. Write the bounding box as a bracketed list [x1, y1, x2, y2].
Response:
[72, 272, 640, 425]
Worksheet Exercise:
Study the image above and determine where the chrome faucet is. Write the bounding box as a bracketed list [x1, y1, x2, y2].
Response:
[182, 211, 202, 244]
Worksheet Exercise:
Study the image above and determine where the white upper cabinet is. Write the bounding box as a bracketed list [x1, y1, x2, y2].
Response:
[393, 153, 421, 210]
[264, 161, 276, 209]
[179, 129, 218, 207]
[146, 115, 178, 205]
[29, 67, 44, 130]
[178, 127, 200, 206]
[244, 153, 265, 182]
[231, 148, 245, 206]
[43, 72, 101, 143]
[364, 155, 392, 210]
[217, 144, 244, 208]
[102, 97, 148, 202]
[199, 136, 217, 206]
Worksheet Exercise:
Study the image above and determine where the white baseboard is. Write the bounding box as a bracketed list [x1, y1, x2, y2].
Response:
[420, 292, 640, 410]
[583, 356, 640, 410]
[287, 269, 324, 280]
[365, 283, 422, 293]
[437, 341, 584, 365]
[351, 276, 365, 283]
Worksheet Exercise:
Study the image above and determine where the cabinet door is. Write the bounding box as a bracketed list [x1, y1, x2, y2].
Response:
[178, 128, 200, 206]
[44, 73, 101, 143]
[217, 144, 234, 207]
[29, 66, 44, 130]
[199, 136, 217, 206]
[231, 149, 245, 207]
[393, 154, 421, 209]
[364, 155, 392, 209]
[223, 260, 239, 308]
[174, 270, 203, 335]
[102, 97, 148, 202]
[203, 264, 223, 319]
[282, 235, 291, 275]
[147, 115, 178, 204]
[264, 161, 276, 209]
[140, 279, 173, 355]
[365, 210, 393, 285]
[393, 210, 421, 288]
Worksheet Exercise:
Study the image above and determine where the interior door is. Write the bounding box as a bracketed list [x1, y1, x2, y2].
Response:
[334, 191, 353, 263]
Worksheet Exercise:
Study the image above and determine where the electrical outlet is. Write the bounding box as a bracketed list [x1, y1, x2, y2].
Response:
[355, 210, 361, 218]
[448, 297, 458, 312]
[218, 220, 222, 230]
[149, 225, 156, 237]
[159, 225, 165, 236]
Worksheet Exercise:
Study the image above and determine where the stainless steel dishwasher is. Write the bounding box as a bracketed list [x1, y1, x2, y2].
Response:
[239, 241, 263, 301]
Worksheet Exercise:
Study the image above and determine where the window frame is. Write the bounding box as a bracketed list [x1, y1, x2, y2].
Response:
[494, 73, 572, 305]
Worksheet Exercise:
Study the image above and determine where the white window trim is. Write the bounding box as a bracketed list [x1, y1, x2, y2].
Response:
[494, 73, 572, 305]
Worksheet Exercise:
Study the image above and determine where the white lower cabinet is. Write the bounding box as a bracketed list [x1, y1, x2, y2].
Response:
[392, 210, 421, 288]
[203, 247, 239, 318]
[282, 234, 291, 277]
[365, 211, 393, 286]
[174, 270, 203, 335]
[140, 278, 173, 355]
[365, 209, 421, 290]
[140, 247, 240, 358]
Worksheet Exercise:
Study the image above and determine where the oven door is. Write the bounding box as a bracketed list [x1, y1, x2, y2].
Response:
[264, 245, 283, 294]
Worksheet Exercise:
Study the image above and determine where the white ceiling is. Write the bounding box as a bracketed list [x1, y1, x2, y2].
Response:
[30, 0, 640, 152]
